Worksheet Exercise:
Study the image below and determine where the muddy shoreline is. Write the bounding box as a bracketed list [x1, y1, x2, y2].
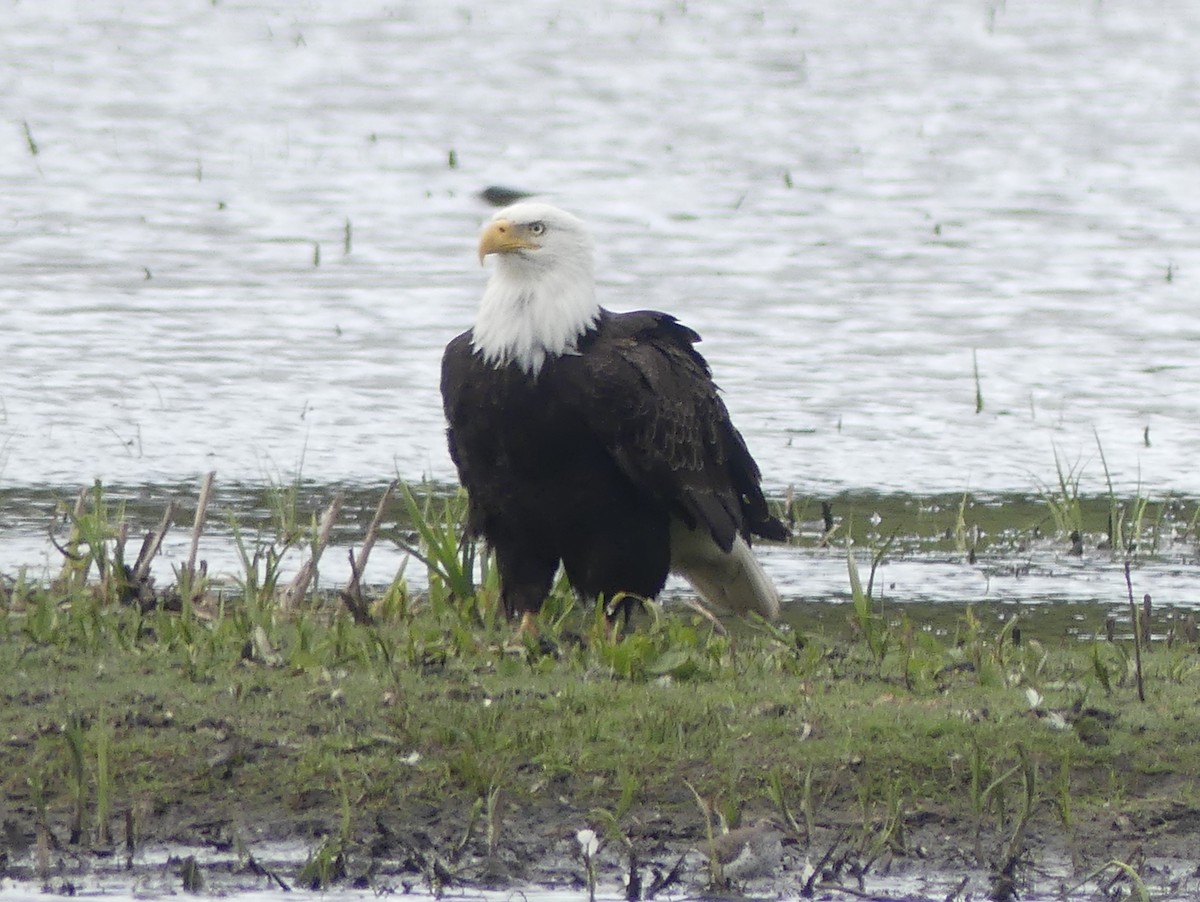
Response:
[3, 793, 1199, 899]
[4, 637, 1200, 902]
[4, 483, 1200, 900]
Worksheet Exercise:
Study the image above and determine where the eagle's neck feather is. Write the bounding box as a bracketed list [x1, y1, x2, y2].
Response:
[471, 254, 599, 376]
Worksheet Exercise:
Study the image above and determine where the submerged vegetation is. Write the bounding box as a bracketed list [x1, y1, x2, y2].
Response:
[1, 474, 1199, 898]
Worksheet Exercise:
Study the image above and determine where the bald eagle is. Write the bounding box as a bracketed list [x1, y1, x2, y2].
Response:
[441, 203, 787, 621]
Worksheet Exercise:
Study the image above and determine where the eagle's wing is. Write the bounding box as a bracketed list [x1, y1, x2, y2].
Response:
[441, 330, 489, 538]
[564, 311, 786, 552]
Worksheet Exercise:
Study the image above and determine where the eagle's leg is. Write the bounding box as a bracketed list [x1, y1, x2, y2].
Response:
[493, 541, 558, 620]
[563, 523, 671, 627]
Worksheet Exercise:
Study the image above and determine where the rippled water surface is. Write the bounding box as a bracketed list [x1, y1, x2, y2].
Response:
[2, 0, 1199, 590]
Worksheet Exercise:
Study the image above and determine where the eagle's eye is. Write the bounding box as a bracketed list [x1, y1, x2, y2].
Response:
[527, 221, 546, 237]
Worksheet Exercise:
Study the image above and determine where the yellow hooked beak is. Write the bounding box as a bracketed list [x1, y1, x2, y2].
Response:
[478, 218, 540, 264]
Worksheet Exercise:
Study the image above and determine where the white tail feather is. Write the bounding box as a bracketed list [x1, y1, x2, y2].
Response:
[669, 520, 781, 620]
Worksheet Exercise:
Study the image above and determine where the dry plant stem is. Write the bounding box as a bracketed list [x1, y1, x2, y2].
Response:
[186, 471, 216, 576]
[340, 551, 374, 625]
[340, 482, 396, 624]
[133, 531, 155, 575]
[114, 521, 129, 574]
[1123, 561, 1146, 703]
[350, 481, 396, 594]
[804, 830, 847, 897]
[133, 502, 176, 584]
[624, 847, 639, 902]
[36, 822, 50, 881]
[682, 597, 728, 635]
[644, 853, 687, 899]
[944, 875, 970, 902]
[284, 493, 344, 608]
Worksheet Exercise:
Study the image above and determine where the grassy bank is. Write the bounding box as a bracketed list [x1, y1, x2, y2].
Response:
[1, 485, 1198, 898]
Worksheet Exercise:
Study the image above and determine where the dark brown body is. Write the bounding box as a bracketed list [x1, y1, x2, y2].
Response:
[441, 308, 786, 616]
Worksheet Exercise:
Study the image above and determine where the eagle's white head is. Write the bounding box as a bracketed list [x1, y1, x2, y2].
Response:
[471, 202, 600, 376]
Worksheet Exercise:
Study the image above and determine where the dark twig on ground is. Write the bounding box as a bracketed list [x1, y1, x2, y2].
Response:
[120, 501, 176, 609]
[133, 502, 175, 586]
[643, 852, 687, 900]
[803, 829, 847, 898]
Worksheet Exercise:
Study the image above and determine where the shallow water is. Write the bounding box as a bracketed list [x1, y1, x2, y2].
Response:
[2, 1, 1200, 598]
[0, 840, 1195, 902]
[3, 479, 1198, 617]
